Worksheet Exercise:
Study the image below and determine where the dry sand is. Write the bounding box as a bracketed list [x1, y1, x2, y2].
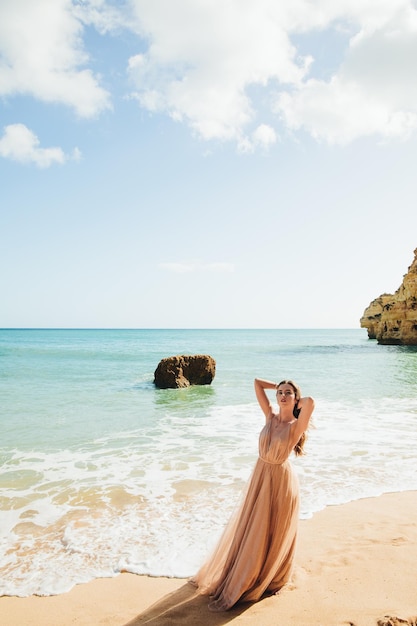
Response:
[1, 491, 416, 626]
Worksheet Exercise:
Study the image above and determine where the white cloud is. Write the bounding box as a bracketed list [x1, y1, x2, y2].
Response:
[127, 0, 308, 144]
[73, 0, 128, 35]
[0, 0, 111, 117]
[2, 0, 417, 146]
[275, 1, 417, 143]
[0, 124, 76, 168]
[252, 124, 278, 149]
[159, 261, 235, 274]
[125, 0, 417, 146]
[236, 124, 278, 153]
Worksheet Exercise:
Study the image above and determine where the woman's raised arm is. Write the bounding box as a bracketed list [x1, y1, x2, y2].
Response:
[290, 396, 315, 447]
[254, 377, 277, 421]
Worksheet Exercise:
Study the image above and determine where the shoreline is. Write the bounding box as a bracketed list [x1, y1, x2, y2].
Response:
[1, 490, 416, 626]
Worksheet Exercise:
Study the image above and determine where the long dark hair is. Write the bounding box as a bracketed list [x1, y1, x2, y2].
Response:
[277, 379, 306, 456]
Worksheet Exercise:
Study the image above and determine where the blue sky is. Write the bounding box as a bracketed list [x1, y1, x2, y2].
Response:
[1, 0, 417, 328]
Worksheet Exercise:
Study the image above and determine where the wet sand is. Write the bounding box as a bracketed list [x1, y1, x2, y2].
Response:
[1, 491, 416, 626]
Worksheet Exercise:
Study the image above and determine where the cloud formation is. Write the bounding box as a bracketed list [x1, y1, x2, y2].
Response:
[0, 0, 111, 117]
[127, 0, 307, 149]
[1, 0, 417, 150]
[275, 1, 417, 143]
[126, 0, 417, 146]
[0, 124, 78, 167]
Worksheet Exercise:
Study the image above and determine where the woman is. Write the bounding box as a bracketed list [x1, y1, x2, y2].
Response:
[191, 378, 315, 611]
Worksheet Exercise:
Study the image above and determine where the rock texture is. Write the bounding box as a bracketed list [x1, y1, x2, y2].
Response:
[154, 354, 216, 389]
[360, 248, 417, 345]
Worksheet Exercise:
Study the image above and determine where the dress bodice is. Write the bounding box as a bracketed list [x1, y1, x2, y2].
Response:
[258, 419, 294, 465]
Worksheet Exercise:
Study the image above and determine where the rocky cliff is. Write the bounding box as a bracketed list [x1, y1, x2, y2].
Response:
[360, 248, 417, 345]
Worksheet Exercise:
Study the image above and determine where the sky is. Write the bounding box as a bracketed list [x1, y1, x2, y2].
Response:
[1, 0, 417, 329]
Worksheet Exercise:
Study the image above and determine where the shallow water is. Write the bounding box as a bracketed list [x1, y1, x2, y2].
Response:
[1, 328, 417, 595]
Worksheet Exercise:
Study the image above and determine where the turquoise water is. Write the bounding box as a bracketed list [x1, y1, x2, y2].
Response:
[1, 328, 417, 596]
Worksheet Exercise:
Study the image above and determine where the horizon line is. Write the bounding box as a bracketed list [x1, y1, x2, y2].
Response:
[0, 326, 362, 331]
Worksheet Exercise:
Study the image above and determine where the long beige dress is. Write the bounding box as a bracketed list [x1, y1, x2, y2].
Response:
[191, 417, 299, 611]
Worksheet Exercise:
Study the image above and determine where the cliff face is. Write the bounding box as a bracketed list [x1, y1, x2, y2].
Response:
[360, 248, 417, 345]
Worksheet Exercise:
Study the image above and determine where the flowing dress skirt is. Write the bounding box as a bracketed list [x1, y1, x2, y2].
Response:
[191, 420, 299, 611]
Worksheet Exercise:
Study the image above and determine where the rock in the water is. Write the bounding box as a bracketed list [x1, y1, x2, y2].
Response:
[360, 248, 417, 345]
[154, 354, 216, 389]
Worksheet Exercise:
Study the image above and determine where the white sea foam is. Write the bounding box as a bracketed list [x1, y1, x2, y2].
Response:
[1, 396, 417, 596]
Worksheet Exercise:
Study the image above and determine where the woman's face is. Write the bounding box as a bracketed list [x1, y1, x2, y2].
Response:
[276, 383, 296, 407]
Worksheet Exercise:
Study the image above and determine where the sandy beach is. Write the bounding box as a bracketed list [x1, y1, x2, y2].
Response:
[1, 491, 416, 626]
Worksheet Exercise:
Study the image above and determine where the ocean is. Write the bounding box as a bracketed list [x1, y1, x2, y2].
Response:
[1, 328, 417, 597]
